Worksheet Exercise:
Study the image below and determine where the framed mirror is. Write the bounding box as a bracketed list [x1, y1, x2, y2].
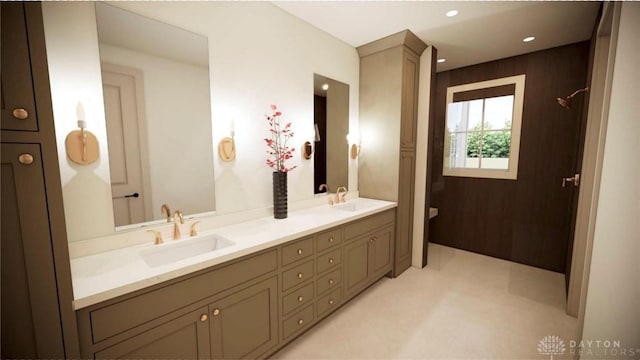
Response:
[443, 74, 525, 180]
[95, 3, 215, 228]
[313, 74, 349, 194]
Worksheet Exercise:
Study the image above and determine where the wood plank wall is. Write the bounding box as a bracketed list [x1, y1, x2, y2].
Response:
[429, 42, 590, 273]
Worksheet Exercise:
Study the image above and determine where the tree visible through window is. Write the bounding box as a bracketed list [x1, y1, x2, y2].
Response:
[447, 95, 514, 170]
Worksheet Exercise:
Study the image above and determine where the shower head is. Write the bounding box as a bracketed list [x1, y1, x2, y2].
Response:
[556, 87, 589, 110]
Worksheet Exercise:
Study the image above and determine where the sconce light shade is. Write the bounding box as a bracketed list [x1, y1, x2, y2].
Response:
[314, 123, 321, 142]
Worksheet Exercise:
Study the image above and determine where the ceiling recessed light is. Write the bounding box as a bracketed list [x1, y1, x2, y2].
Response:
[523, 36, 536, 42]
[437, 58, 446, 63]
[446, 10, 458, 17]
[322, 84, 329, 91]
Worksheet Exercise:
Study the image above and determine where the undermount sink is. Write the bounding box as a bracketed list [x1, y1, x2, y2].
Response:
[141, 234, 234, 268]
[332, 199, 374, 212]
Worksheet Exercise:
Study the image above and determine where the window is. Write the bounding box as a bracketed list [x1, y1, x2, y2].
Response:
[443, 75, 525, 180]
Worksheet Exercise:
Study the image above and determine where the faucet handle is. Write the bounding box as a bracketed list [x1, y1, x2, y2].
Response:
[147, 230, 163, 245]
[190, 221, 200, 237]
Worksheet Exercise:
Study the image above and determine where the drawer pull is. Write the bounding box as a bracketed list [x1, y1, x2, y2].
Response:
[328, 299, 334, 305]
[12, 108, 29, 120]
[329, 237, 334, 243]
[328, 258, 334, 264]
[212, 308, 220, 316]
[297, 248, 303, 255]
[297, 272, 304, 279]
[297, 296, 304, 302]
[298, 319, 304, 325]
[200, 314, 208, 322]
[328, 279, 334, 285]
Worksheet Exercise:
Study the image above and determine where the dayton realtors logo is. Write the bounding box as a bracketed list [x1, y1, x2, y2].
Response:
[538, 335, 566, 360]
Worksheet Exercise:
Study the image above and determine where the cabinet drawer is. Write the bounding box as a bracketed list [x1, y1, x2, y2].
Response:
[281, 237, 314, 266]
[344, 210, 395, 241]
[282, 282, 314, 316]
[88, 250, 277, 344]
[315, 227, 342, 253]
[282, 304, 314, 340]
[316, 248, 342, 274]
[316, 267, 341, 296]
[282, 260, 314, 292]
[316, 287, 342, 318]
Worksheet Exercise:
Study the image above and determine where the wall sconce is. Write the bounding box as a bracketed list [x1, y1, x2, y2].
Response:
[302, 141, 313, 159]
[346, 133, 361, 159]
[65, 104, 99, 165]
[218, 119, 236, 162]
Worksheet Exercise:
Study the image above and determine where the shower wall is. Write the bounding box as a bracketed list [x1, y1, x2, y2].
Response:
[429, 41, 591, 273]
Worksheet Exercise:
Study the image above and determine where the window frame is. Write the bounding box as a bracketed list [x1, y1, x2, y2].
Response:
[443, 74, 526, 180]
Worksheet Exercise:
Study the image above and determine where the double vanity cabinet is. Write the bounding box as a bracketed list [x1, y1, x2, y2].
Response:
[76, 209, 396, 359]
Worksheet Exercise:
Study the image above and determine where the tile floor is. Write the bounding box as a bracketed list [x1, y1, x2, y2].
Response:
[273, 243, 577, 359]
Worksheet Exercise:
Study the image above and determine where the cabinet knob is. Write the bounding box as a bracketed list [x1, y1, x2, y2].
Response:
[297, 296, 304, 302]
[297, 248, 303, 255]
[329, 299, 334, 305]
[329, 237, 334, 243]
[12, 108, 29, 120]
[297, 272, 303, 279]
[328, 279, 334, 285]
[200, 314, 208, 322]
[212, 308, 220, 316]
[18, 153, 34, 165]
[298, 319, 304, 325]
[328, 258, 334, 264]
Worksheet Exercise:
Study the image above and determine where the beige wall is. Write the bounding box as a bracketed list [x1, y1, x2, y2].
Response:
[42, 2, 360, 242]
[581, 1, 640, 352]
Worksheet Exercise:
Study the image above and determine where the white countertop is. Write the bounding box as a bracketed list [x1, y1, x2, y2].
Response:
[70, 198, 396, 309]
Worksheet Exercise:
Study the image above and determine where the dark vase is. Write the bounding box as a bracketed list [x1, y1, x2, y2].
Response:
[272, 171, 288, 219]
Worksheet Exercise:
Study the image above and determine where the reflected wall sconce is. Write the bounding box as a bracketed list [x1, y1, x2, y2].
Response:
[303, 124, 321, 160]
[65, 104, 99, 165]
[347, 133, 361, 159]
[218, 119, 236, 162]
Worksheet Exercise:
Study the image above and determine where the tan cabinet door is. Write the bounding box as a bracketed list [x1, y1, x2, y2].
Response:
[94, 307, 211, 360]
[209, 276, 279, 359]
[1, 144, 65, 359]
[343, 237, 370, 298]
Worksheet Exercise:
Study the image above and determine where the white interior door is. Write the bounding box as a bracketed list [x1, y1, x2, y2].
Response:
[102, 64, 151, 226]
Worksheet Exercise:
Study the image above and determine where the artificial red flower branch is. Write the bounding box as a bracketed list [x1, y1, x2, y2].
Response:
[264, 104, 297, 173]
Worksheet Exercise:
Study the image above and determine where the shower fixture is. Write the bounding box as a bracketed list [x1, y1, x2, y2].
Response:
[556, 87, 589, 109]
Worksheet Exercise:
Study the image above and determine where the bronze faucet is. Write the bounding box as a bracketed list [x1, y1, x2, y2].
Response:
[335, 186, 348, 203]
[173, 210, 184, 240]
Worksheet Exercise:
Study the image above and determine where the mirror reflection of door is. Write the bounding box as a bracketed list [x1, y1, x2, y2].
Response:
[313, 74, 349, 194]
[102, 63, 151, 226]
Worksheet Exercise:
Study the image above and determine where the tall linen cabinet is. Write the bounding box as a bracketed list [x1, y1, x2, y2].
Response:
[1, 2, 78, 358]
[357, 30, 427, 276]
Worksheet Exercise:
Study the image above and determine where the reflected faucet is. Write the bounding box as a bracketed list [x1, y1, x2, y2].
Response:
[318, 184, 330, 193]
[173, 210, 184, 240]
[161, 204, 171, 222]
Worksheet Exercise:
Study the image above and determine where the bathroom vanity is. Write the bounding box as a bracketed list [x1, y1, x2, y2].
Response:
[72, 200, 396, 359]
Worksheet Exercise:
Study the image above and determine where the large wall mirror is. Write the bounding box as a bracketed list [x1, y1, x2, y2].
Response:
[95, 3, 215, 228]
[313, 74, 349, 194]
